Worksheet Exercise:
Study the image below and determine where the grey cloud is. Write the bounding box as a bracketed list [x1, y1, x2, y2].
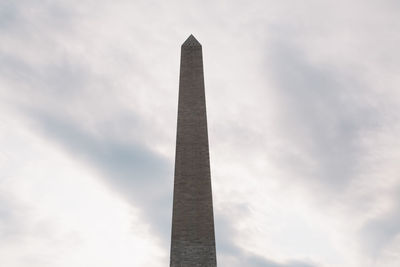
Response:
[0, 0, 78, 43]
[29, 111, 173, 243]
[0, 1, 18, 29]
[266, 39, 381, 192]
[360, 187, 400, 257]
[0, 52, 89, 97]
[265, 34, 399, 262]
[0, 191, 27, 241]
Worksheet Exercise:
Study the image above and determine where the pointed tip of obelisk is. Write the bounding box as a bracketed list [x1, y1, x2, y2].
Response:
[182, 34, 202, 47]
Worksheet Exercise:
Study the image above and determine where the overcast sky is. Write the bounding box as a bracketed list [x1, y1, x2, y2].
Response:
[1, 1, 400, 266]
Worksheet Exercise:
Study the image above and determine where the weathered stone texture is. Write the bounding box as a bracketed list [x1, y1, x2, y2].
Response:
[170, 35, 217, 267]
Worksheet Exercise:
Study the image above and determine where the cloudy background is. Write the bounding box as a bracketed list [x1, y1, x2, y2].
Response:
[1, 0, 400, 266]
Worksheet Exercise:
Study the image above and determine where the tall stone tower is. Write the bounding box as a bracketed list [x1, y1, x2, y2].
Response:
[170, 35, 217, 266]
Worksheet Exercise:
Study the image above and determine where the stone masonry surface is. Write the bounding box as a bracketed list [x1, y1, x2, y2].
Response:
[170, 35, 217, 267]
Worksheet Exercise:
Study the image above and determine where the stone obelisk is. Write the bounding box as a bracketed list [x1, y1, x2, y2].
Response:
[170, 35, 217, 266]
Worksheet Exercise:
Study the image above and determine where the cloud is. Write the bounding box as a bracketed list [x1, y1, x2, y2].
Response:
[360, 186, 400, 257]
[1, 0, 400, 266]
[27, 96, 317, 267]
[0, 190, 27, 241]
[265, 38, 382, 193]
[215, 207, 319, 267]
[28, 110, 173, 243]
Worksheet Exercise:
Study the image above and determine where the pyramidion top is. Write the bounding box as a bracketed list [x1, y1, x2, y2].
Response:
[182, 34, 202, 47]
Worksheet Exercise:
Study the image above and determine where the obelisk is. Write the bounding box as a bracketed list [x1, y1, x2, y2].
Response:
[170, 35, 217, 266]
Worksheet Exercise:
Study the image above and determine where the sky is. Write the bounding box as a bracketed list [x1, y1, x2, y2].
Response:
[1, 0, 400, 266]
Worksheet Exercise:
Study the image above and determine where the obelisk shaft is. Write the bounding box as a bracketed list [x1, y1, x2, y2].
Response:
[170, 35, 217, 267]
